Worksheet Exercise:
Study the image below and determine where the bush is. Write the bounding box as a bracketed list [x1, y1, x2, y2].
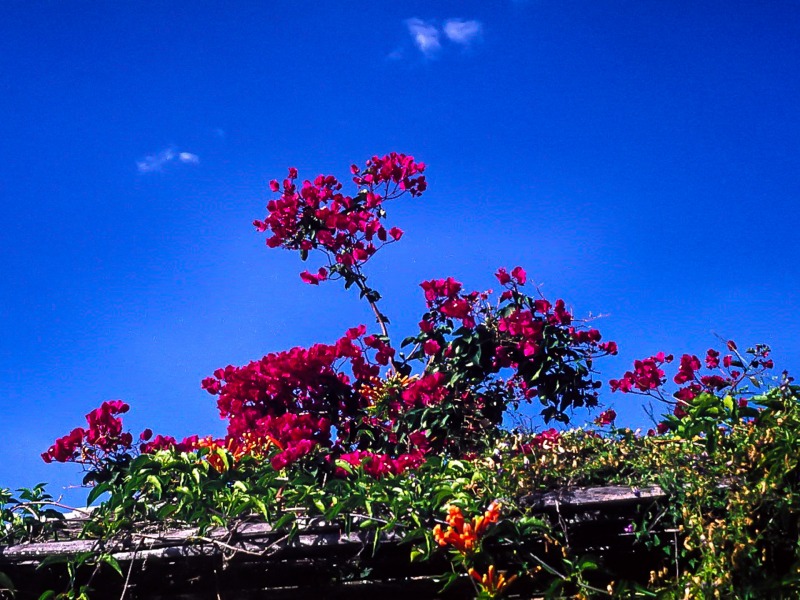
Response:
[4, 154, 799, 599]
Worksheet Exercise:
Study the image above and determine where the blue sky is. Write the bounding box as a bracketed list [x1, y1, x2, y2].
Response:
[1, 1, 799, 504]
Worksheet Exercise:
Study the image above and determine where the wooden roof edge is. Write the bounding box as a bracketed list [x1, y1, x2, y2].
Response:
[520, 483, 666, 510]
[0, 483, 666, 563]
[0, 516, 404, 563]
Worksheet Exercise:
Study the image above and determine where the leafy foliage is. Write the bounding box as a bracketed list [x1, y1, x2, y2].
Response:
[4, 155, 800, 598]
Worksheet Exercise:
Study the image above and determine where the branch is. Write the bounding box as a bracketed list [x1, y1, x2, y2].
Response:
[354, 275, 390, 341]
[349, 268, 404, 373]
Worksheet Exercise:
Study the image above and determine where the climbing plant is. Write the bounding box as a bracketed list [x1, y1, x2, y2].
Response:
[2, 154, 799, 599]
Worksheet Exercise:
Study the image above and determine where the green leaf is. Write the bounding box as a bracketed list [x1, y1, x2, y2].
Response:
[36, 555, 70, 570]
[156, 503, 178, 520]
[128, 453, 158, 471]
[325, 498, 345, 522]
[86, 481, 110, 506]
[272, 512, 296, 530]
[576, 556, 599, 571]
[0, 571, 16, 596]
[723, 395, 734, 412]
[250, 498, 269, 520]
[146, 475, 163, 499]
[100, 554, 124, 577]
[333, 460, 354, 475]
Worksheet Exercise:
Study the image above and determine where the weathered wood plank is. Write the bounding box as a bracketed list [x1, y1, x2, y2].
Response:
[520, 484, 665, 510]
[0, 522, 403, 562]
[0, 484, 666, 565]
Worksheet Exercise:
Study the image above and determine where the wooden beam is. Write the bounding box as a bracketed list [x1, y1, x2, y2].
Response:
[520, 484, 665, 510]
[0, 484, 667, 566]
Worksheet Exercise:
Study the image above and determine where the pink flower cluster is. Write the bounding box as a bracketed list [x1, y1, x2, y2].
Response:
[594, 408, 617, 427]
[41, 427, 85, 463]
[498, 309, 544, 357]
[495, 266, 528, 286]
[42, 400, 135, 463]
[493, 267, 614, 362]
[364, 334, 395, 366]
[84, 400, 133, 451]
[410, 267, 614, 429]
[255, 412, 331, 470]
[335, 448, 425, 478]
[401, 373, 448, 408]
[199, 326, 435, 472]
[139, 433, 201, 455]
[254, 153, 426, 283]
[517, 428, 562, 454]
[611, 342, 775, 414]
[201, 330, 378, 442]
[351, 153, 427, 196]
[420, 277, 477, 327]
[610, 353, 673, 393]
[45, 325, 424, 474]
[674, 354, 701, 384]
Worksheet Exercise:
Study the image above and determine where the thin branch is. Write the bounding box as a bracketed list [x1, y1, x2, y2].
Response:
[554, 500, 570, 550]
[353, 273, 390, 341]
[119, 539, 143, 600]
[673, 529, 680, 581]
[528, 552, 611, 596]
[349, 267, 405, 374]
[10, 500, 93, 516]
[343, 513, 398, 527]
[191, 533, 291, 558]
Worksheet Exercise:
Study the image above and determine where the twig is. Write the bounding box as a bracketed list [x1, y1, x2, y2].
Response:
[528, 552, 610, 596]
[673, 529, 680, 581]
[646, 506, 670, 534]
[119, 538, 143, 600]
[344, 513, 396, 527]
[554, 500, 570, 550]
[11, 501, 93, 516]
[191, 533, 292, 558]
[353, 275, 390, 340]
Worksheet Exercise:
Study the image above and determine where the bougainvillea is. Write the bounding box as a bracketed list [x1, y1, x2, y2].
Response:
[41, 401, 134, 469]
[610, 339, 774, 434]
[43, 153, 623, 481]
[25, 154, 800, 599]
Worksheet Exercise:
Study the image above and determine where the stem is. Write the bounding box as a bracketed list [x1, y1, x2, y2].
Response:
[351, 269, 404, 374]
[11, 500, 93, 515]
[119, 539, 143, 600]
[355, 275, 390, 341]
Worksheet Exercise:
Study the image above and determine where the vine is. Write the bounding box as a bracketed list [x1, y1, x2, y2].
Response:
[1, 154, 798, 599]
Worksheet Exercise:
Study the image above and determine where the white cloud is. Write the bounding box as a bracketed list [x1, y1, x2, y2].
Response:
[405, 18, 441, 56]
[443, 19, 483, 45]
[178, 152, 199, 165]
[401, 17, 483, 59]
[136, 147, 199, 173]
[137, 148, 175, 173]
